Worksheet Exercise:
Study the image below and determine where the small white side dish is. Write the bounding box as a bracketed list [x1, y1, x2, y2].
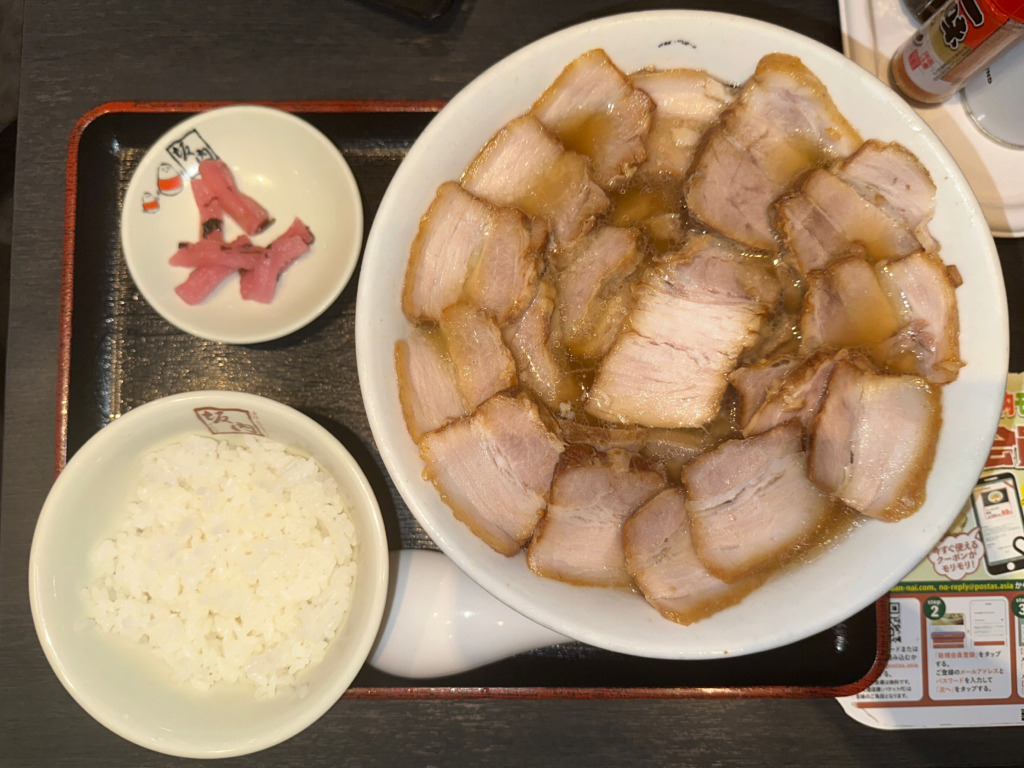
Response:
[121, 105, 363, 344]
[29, 391, 388, 758]
[356, 11, 1008, 659]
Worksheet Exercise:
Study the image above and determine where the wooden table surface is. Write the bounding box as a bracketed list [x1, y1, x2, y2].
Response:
[4, 1, 1024, 764]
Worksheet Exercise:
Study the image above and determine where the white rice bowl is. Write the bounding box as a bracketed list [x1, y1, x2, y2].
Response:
[29, 391, 389, 758]
[85, 434, 359, 698]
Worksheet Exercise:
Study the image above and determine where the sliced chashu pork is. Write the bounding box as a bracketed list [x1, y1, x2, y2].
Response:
[395, 327, 467, 443]
[875, 249, 963, 384]
[733, 351, 847, 438]
[775, 169, 922, 274]
[502, 278, 586, 414]
[800, 251, 962, 384]
[419, 389, 565, 556]
[630, 67, 735, 181]
[729, 355, 802, 428]
[836, 140, 937, 252]
[527, 445, 664, 587]
[403, 181, 544, 324]
[532, 49, 654, 189]
[462, 114, 609, 248]
[801, 255, 903, 353]
[439, 302, 518, 408]
[808, 358, 941, 521]
[685, 53, 862, 251]
[624, 488, 768, 624]
[586, 235, 780, 428]
[396, 305, 517, 443]
[555, 225, 645, 359]
[682, 420, 836, 582]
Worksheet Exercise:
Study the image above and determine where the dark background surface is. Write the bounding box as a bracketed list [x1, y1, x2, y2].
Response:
[4, 1, 1024, 765]
[0, 0, 21, 469]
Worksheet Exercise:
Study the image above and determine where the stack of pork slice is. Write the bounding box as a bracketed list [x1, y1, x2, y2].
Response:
[396, 49, 961, 626]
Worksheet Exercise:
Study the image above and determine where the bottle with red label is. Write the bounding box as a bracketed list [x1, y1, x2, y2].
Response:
[891, 0, 1024, 104]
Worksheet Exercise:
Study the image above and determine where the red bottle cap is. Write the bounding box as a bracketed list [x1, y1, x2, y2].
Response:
[991, 0, 1024, 21]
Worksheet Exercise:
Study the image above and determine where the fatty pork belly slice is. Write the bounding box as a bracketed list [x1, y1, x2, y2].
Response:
[801, 250, 963, 384]
[685, 54, 862, 252]
[630, 67, 735, 181]
[439, 302, 518, 410]
[532, 49, 654, 189]
[555, 226, 645, 360]
[800, 255, 902, 354]
[809, 359, 941, 521]
[729, 355, 801, 428]
[527, 445, 665, 587]
[395, 327, 467, 443]
[775, 169, 921, 274]
[403, 181, 543, 324]
[586, 236, 780, 429]
[420, 389, 565, 556]
[836, 140, 938, 252]
[682, 420, 835, 583]
[462, 115, 610, 248]
[734, 351, 846, 438]
[624, 488, 768, 624]
[875, 250, 963, 384]
[502, 278, 586, 414]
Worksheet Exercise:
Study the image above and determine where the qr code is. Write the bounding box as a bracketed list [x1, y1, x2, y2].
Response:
[889, 601, 902, 645]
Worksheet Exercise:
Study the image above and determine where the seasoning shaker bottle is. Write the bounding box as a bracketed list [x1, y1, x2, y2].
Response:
[890, 0, 1024, 104]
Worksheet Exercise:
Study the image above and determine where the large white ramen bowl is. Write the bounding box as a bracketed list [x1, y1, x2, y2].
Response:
[355, 11, 1008, 659]
[29, 391, 389, 757]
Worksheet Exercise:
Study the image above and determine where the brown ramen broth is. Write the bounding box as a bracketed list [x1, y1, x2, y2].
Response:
[396, 48, 960, 625]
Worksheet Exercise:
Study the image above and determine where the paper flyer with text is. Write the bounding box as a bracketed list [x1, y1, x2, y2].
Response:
[839, 374, 1024, 728]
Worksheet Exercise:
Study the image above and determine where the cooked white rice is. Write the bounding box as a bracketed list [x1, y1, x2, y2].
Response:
[84, 433, 357, 697]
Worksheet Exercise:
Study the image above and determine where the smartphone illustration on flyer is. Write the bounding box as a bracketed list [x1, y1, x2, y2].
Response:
[971, 473, 1024, 574]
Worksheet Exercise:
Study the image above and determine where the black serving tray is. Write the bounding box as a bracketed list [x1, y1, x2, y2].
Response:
[59, 102, 887, 699]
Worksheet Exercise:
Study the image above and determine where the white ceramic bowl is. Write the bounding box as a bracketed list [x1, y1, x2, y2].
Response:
[356, 11, 1008, 659]
[29, 391, 388, 758]
[122, 105, 363, 344]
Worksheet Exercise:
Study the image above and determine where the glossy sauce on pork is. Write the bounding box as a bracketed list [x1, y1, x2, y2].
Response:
[395, 49, 960, 626]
